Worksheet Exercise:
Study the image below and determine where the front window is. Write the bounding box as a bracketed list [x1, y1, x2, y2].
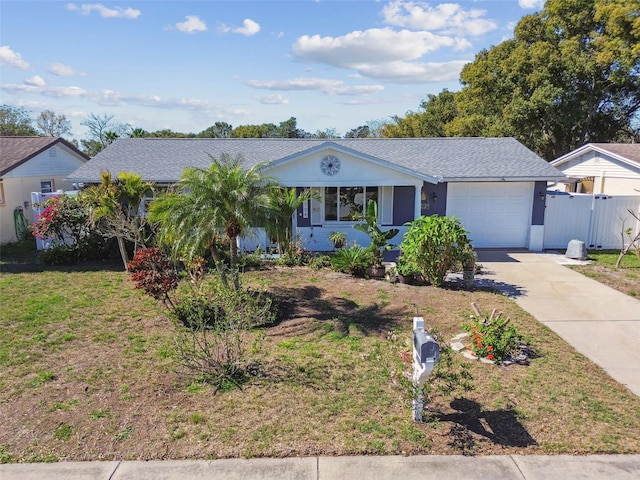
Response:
[324, 186, 378, 222]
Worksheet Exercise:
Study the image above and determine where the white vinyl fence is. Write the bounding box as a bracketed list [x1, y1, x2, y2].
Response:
[543, 193, 640, 250]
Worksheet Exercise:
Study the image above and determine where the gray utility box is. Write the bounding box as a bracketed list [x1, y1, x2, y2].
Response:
[414, 328, 440, 364]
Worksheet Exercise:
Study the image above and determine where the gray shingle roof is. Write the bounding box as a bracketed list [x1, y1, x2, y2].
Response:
[590, 143, 640, 165]
[67, 137, 565, 184]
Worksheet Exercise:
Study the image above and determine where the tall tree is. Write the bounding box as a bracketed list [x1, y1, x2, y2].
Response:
[345, 125, 370, 138]
[148, 154, 277, 289]
[0, 105, 37, 136]
[83, 171, 153, 269]
[80, 113, 131, 156]
[382, 90, 458, 138]
[198, 122, 233, 138]
[448, 0, 640, 159]
[36, 110, 71, 137]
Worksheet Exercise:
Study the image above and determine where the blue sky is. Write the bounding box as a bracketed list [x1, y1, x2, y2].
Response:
[1, 0, 544, 140]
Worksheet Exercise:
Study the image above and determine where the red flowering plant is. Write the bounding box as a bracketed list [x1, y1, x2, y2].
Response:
[463, 303, 522, 363]
[30, 195, 90, 245]
[127, 247, 180, 309]
[31, 197, 62, 240]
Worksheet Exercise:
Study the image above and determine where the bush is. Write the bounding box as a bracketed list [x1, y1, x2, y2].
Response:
[463, 305, 523, 363]
[39, 244, 80, 265]
[307, 254, 332, 270]
[172, 279, 276, 391]
[330, 244, 373, 277]
[401, 215, 472, 287]
[127, 247, 179, 306]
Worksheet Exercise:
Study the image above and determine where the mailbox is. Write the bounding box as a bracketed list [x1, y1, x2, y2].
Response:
[412, 317, 440, 421]
[413, 328, 439, 365]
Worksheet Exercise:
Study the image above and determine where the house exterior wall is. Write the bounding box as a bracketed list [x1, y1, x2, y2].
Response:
[556, 151, 640, 195]
[264, 148, 421, 187]
[0, 145, 85, 244]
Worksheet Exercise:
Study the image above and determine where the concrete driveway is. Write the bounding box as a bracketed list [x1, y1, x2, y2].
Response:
[475, 250, 640, 397]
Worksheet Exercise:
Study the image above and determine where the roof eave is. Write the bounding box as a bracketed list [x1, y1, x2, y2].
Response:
[443, 175, 567, 182]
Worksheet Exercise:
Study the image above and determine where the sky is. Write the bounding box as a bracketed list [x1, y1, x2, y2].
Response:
[0, 0, 545, 141]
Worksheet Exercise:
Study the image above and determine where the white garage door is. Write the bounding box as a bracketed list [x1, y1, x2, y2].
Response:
[446, 182, 533, 248]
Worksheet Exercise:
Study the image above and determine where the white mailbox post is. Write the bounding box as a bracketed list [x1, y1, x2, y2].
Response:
[412, 317, 440, 421]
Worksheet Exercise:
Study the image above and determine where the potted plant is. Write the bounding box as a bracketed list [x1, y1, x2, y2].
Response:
[396, 255, 418, 284]
[354, 200, 399, 278]
[328, 231, 347, 250]
[460, 244, 477, 288]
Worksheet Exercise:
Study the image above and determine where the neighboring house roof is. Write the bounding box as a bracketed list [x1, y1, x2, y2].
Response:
[551, 143, 640, 170]
[0, 136, 89, 176]
[67, 137, 565, 184]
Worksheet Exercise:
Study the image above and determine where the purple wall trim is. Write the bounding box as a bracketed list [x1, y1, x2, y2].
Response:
[421, 182, 447, 216]
[393, 186, 415, 225]
[531, 180, 546, 225]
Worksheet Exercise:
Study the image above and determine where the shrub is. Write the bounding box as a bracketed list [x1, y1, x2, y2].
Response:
[330, 244, 373, 277]
[307, 254, 332, 270]
[172, 279, 276, 391]
[127, 247, 179, 307]
[401, 215, 472, 287]
[463, 304, 523, 363]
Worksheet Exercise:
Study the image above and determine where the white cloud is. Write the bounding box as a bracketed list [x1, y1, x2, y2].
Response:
[24, 75, 45, 87]
[49, 62, 85, 76]
[246, 78, 344, 91]
[175, 15, 208, 33]
[66, 3, 141, 19]
[382, 1, 497, 36]
[518, 0, 545, 9]
[356, 60, 469, 83]
[0, 81, 243, 115]
[219, 18, 261, 36]
[252, 94, 289, 105]
[0, 45, 30, 69]
[293, 28, 464, 69]
[246, 77, 384, 96]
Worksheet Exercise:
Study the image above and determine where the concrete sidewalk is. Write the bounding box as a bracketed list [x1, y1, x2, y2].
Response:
[475, 250, 640, 397]
[1, 455, 639, 480]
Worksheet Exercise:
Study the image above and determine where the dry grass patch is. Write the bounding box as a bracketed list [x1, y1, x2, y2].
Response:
[1, 253, 640, 461]
[569, 250, 640, 298]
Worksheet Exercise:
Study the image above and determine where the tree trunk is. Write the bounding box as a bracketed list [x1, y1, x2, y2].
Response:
[117, 234, 129, 270]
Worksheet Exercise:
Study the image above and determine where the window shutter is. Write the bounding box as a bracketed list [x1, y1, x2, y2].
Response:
[380, 186, 393, 225]
[310, 187, 322, 225]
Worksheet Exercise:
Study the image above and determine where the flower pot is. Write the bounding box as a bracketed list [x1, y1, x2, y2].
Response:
[397, 273, 414, 284]
[462, 261, 475, 288]
[367, 265, 386, 279]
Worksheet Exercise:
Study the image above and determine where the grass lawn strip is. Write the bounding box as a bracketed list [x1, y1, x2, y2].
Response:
[1, 258, 640, 461]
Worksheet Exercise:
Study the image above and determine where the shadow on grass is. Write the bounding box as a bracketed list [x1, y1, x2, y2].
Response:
[436, 398, 537, 454]
[270, 284, 406, 336]
[0, 249, 125, 274]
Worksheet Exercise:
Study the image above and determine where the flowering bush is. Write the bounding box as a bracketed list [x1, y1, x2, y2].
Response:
[30, 197, 62, 240]
[463, 305, 522, 363]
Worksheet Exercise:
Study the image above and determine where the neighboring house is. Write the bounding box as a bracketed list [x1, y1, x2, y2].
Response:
[550, 143, 640, 195]
[0, 136, 89, 244]
[67, 137, 565, 251]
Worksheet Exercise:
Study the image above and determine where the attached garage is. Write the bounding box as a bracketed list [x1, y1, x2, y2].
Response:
[446, 182, 534, 248]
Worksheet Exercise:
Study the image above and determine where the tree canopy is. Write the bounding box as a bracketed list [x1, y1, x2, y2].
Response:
[0, 105, 37, 136]
[385, 0, 640, 160]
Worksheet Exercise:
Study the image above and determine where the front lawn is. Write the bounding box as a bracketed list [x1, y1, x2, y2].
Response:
[1, 250, 640, 461]
[570, 250, 640, 297]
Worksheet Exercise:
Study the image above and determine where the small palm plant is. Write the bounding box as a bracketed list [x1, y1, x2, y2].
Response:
[354, 200, 399, 268]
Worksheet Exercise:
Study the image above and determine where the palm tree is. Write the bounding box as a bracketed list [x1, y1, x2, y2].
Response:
[265, 187, 317, 254]
[83, 171, 153, 269]
[148, 153, 277, 288]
